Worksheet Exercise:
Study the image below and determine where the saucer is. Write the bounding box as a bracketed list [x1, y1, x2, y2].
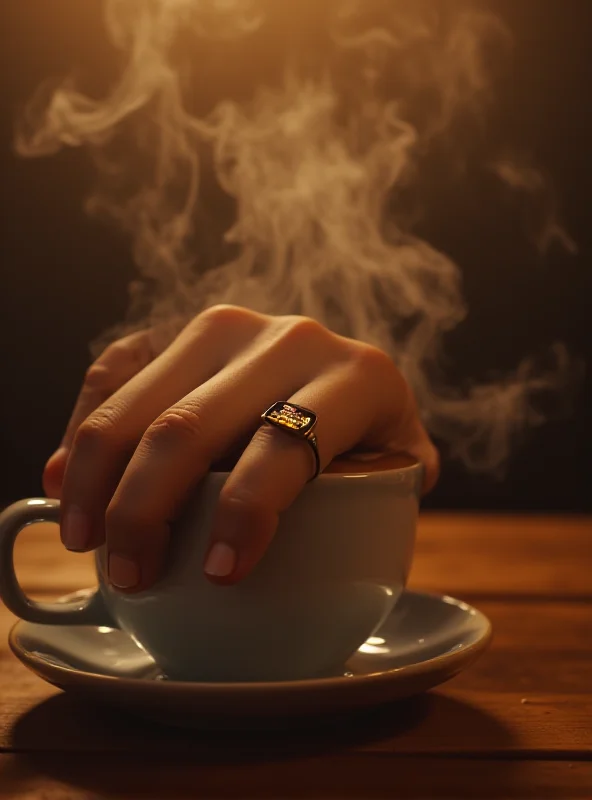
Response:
[9, 589, 491, 728]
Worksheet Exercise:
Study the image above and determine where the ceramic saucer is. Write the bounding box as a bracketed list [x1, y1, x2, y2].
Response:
[9, 589, 491, 728]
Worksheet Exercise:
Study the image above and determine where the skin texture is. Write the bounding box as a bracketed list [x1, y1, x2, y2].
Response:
[43, 306, 439, 592]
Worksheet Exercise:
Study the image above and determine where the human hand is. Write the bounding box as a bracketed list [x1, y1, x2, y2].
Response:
[44, 306, 439, 590]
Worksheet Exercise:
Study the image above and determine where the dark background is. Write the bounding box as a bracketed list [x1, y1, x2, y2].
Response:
[1, 1, 590, 511]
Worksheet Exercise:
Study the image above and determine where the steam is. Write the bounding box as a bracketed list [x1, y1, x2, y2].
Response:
[16, 0, 578, 473]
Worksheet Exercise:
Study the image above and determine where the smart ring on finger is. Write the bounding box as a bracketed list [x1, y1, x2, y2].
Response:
[261, 402, 321, 481]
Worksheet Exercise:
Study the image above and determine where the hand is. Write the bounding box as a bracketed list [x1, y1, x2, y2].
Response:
[44, 306, 439, 591]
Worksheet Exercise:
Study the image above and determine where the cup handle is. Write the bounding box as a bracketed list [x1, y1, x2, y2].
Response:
[0, 498, 116, 626]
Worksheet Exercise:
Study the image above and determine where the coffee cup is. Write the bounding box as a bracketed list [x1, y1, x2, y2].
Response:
[0, 455, 422, 682]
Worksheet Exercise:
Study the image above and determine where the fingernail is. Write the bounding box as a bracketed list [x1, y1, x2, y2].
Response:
[61, 506, 90, 552]
[108, 552, 141, 589]
[204, 542, 237, 578]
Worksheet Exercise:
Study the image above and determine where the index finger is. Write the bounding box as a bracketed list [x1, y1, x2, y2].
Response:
[43, 331, 154, 498]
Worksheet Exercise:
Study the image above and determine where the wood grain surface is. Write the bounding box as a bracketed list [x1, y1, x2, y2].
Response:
[0, 514, 590, 799]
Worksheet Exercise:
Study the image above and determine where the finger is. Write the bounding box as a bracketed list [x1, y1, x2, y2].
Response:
[59, 306, 266, 554]
[204, 351, 438, 585]
[103, 318, 336, 592]
[203, 357, 396, 584]
[378, 393, 440, 494]
[43, 330, 155, 499]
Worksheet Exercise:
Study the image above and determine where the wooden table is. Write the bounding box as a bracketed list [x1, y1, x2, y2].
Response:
[0, 514, 590, 799]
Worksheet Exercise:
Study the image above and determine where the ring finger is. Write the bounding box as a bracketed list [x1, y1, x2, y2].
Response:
[203, 357, 406, 584]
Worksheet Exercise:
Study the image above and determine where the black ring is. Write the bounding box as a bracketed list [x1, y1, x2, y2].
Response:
[261, 402, 321, 481]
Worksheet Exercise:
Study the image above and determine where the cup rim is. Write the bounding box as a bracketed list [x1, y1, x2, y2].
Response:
[206, 455, 423, 482]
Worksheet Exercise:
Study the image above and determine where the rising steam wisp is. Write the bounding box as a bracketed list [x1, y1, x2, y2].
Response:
[15, 0, 579, 474]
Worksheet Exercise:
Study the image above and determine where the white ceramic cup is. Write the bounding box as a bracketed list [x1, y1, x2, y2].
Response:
[0, 456, 423, 682]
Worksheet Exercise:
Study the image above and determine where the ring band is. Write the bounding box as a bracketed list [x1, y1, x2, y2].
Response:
[261, 402, 321, 481]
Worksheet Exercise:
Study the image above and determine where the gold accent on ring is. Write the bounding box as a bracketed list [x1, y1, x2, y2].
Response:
[261, 402, 321, 481]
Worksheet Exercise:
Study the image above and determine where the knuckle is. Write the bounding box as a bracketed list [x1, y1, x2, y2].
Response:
[350, 342, 398, 379]
[103, 332, 154, 371]
[146, 406, 207, 449]
[82, 364, 113, 396]
[103, 339, 130, 361]
[119, 331, 154, 366]
[73, 407, 120, 454]
[181, 305, 262, 351]
[275, 316, 328, 350]
[200, 304, 256, 332]
[99, 339, 137, 371]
